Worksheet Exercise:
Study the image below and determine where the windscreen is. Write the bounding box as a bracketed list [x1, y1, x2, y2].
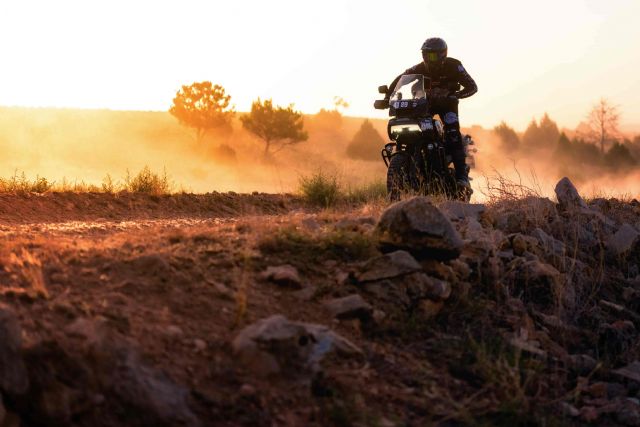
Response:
[389, 74, 426, 102]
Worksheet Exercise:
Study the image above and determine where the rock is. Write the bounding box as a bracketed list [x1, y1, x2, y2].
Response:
[506, 259, 563, 310]
[363, 273, 451, 309]
[324, 295, 373, 321]
[0, 305, 29, 395]
[356, 250, 422, 283]
[301, 217, 321, 231]
[613, 361, 640, 383]
[259, 265, 302, 288]
[232, 315, 362, 377]
[375, 197, 463, 260]
[292, 286, 316, 301]
[107, 344, 200, 426]
[194, 339, 207, 352]
[165, 325, 184, 338]
[418, 300, 444, 319]
[559, 402, 580, 417]
[607, 223, 640, 258]
[579, 406, 599, 423]
[239, 383, 257, 398]
[555, 177, 588, 210]
[531, 228, 565, 259]
[438, 201, 486, 222]
[568, 354, 598, 374]
[510, 233, 539, 257]
[19, 318, 201, 427]
[616, 399, 640, 426]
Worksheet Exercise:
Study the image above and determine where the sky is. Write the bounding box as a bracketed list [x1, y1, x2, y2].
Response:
[0, 0, 639, 131]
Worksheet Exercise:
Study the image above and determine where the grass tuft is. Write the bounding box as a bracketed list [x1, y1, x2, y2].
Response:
[299, 170, 340, 208]
[299, 171, 387, 208]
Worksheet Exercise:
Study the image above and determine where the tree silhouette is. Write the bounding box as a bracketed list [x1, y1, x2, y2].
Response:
[240, 98, 308, 157]
[585, 98, 620, 153]
[493, 121, 520, 153]
[169, 81, 235, 143]
[346, 119, 385, 161]
[522, 114, 560, 151]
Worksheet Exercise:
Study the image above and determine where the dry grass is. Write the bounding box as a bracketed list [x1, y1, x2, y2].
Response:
[0, 166, 173, 195]
[479, 165, 544, 204]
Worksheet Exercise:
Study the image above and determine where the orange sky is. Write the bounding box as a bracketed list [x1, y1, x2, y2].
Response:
[0, 0, 638, 131]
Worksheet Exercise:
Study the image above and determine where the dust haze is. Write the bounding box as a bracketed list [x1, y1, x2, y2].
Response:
[0, 106, 638, 200]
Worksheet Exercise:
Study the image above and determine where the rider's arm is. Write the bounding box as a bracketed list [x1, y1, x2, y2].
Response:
[453, 62, 477, 99]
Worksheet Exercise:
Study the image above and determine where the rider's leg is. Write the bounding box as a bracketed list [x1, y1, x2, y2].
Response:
[441, 100, 469, 184]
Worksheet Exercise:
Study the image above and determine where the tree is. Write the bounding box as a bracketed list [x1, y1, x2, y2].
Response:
[346, 119, 385, 161]
[240, 98, 308, 156]
[538, 113, 560, 149]
[604, 142, 636, 170]
[522, 119, 541, 150]
[169, 81, 235, 143]
[585, 98, 620, 153]
[522, 114, 560, 152]
[493, 121, 520, 153]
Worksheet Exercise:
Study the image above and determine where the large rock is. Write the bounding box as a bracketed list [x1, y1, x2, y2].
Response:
[356, 250, 422, 283]
[16, 318, 200, 427]
[232, 315, 362, 377]
[375, 197, 463, 260]
[555, 177, 588, 210]
[0, 305, 29, 395]
[505, 259, 563, 310]
[607, 223, 640, 258]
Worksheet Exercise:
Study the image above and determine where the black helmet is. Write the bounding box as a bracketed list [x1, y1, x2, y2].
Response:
[421, 37, 447, 70]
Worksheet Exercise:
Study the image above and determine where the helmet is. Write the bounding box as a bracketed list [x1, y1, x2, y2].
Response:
[421, 37, 447, 70]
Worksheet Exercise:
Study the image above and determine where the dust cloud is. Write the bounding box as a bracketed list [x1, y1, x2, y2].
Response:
[0, 107, 637, 200]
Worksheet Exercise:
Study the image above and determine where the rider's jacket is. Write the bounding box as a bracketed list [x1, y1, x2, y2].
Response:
[388, 57, 478, 100]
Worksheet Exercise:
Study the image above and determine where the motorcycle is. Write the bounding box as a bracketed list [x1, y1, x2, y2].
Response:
[373, 74, 476, 201]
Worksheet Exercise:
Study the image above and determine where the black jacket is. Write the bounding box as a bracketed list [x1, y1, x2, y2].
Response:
[388, 57, 478, 100]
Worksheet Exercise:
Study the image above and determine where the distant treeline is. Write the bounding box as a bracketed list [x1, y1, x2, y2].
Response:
[494, 114, 640, 178]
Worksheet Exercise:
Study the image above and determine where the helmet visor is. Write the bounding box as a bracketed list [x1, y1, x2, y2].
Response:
[423, 51, 445, 63]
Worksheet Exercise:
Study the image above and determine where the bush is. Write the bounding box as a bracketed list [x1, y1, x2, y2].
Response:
[0, 171, 53, 193]
[299, 171, 340, 208]
[124, 166, 172, 195]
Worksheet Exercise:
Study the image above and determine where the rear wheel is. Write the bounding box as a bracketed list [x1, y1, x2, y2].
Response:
[386, 152, 412, 201]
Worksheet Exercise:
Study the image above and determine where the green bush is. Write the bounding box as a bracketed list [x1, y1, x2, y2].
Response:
[299, 171, 340, 208]
[124, 166, 172, 195]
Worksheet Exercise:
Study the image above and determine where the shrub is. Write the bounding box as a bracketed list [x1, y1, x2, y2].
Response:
[299, 171, 340, 208]
[124, 166, 172, 195]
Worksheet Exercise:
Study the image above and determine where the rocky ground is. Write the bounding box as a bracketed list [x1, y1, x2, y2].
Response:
[0, 180, 639, 426]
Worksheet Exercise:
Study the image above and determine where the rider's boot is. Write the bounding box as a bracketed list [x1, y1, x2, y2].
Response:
[452, 148, 472, 191]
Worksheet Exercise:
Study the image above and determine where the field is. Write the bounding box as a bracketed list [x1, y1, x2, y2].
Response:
[0, 108, 639, 426]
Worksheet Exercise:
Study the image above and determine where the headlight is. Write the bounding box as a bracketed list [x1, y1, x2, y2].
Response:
[390, 124, 421, 135]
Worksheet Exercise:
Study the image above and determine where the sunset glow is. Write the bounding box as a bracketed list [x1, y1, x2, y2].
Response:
[0, 0, 638, 130]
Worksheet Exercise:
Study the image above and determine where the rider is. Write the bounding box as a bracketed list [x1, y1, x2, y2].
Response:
[386, 37, 477, 189]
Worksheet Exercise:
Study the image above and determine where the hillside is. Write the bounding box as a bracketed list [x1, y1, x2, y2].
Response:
[0, 177, 639, 426]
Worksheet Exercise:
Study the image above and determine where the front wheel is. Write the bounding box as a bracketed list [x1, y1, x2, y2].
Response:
[386, 152, 412, 201]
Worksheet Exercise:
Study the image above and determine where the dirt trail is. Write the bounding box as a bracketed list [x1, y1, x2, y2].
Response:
[0, 191, 301, 225]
